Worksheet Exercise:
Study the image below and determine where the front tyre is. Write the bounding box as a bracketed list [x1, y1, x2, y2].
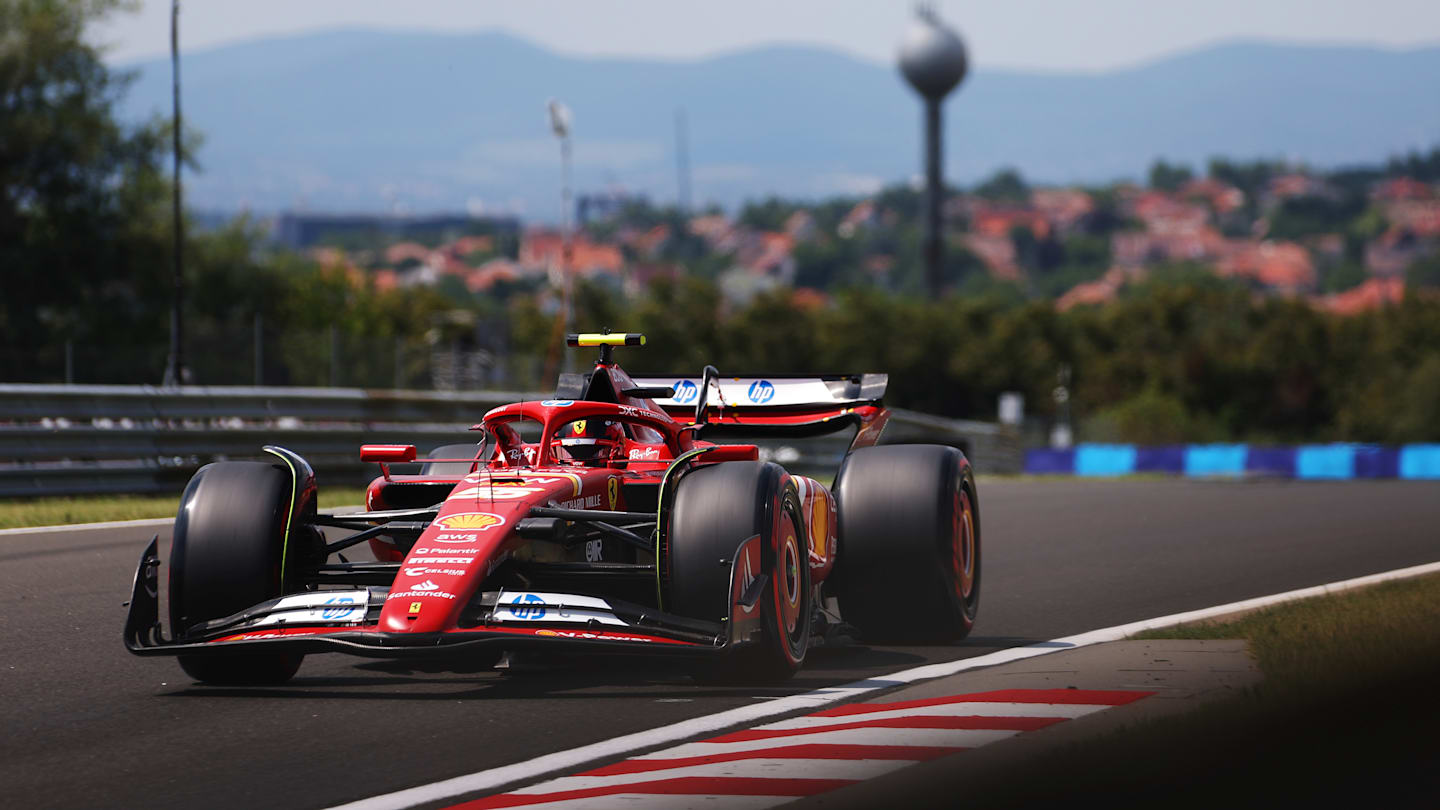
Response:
[831, 444, 980, 643]
[668, 461, 811, 683]
[170, 461, 307, 685]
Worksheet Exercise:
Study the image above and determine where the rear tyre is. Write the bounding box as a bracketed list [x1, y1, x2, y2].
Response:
[170, 461, 307, 685]
[668, 461, 811, 683]
[831, 445, 979, 643]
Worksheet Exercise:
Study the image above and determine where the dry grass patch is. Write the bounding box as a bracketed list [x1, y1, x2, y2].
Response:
[0, 488, 370, 530]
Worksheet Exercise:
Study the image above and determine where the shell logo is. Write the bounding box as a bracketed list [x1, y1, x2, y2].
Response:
[535, 629, 560, 637]
[434, 512, 506, 531]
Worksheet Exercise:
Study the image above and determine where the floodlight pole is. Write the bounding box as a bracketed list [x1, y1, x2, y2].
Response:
[163, 0, 187, 387]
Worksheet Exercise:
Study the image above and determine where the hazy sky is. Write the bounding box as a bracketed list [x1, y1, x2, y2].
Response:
[95, 0, 1440, 72]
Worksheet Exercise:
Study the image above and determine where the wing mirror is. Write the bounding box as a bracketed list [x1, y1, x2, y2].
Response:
[360, 445, 417, 463]
[360, 444, 417, 480]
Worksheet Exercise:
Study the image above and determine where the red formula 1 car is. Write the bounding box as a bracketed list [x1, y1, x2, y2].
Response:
[124, 333, 980, 685]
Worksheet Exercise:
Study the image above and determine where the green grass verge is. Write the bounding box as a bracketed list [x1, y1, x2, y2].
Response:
[922, 572, 1440, 809]
[0, 488, 370, 530]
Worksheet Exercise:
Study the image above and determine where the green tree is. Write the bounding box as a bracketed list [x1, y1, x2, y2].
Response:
[1407, 254, 1440, 290]
[1148, 159, 1194, 191]
[1, 0, 173, 378]
[974, 168, 1028, 203]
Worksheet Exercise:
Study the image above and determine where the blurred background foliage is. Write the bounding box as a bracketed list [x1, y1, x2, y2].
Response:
[5, 0, 1440, 445]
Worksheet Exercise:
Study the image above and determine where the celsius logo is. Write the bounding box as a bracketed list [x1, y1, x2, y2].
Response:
[506, 593, 547, 620]
[321, 595, 361, 620]
[672, 379, 699, 404]
[748, 379, 776, 404]
[540, 400, 573, 407]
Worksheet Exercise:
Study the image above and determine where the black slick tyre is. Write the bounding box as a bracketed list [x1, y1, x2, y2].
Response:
[170, 461, 306, 685]
[831, 444, 979, 643]
[668, 461, 811, 683]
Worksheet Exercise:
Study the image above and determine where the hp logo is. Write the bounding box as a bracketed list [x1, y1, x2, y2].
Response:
[321, 596, 358, 620]
[673, 379, 699, 404]
[507, 593, 548, 620]
[747, 380, 775, 404]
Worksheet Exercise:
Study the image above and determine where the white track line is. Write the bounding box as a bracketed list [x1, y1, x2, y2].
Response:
[512, 758, 908, 795]
[325, 558, 1440, 810]
[756, 701, 1108, 731]
[642, 728, 1022, 759]
[0, 516, 174, 536]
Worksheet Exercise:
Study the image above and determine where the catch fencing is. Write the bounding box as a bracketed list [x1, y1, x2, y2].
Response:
[0, 384, 1020, 498]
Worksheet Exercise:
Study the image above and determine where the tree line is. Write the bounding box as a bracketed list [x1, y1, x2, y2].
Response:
[5, 0, 1439, 444]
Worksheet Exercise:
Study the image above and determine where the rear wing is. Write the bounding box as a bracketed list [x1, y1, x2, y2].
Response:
[630, 374, 888, 437]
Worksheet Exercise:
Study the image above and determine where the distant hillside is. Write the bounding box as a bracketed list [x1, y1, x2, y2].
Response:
[114, 31, 1440, 217]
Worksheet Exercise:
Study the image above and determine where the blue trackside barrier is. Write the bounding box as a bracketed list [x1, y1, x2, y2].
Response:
[1024, 443, 1440, 480]
[1400, 445, 1440, 479]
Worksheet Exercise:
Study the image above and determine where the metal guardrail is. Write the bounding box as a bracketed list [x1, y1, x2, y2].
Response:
[0, 384, 1020, 498]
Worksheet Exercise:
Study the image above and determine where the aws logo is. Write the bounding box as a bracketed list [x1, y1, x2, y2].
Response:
[433, 512, 506, 531]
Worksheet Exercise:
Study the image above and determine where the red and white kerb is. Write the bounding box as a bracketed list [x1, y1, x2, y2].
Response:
[449, 688, 1152, 809]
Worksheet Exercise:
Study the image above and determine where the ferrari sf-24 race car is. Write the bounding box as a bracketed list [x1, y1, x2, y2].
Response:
[124, 333, 980, 684]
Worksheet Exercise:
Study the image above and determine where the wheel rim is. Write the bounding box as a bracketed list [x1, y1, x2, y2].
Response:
[954, 489, 975, 601]
[778, 518, 802, 639]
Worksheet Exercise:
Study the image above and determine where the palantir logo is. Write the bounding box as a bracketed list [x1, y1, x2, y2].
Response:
[672, 379, 699, 404]
[748, 379, 775, 404]
[507, 593, 547, 620]
[321, 595, 359, 620]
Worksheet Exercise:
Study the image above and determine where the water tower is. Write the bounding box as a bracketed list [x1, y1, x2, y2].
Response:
[899, 7, 968, 297]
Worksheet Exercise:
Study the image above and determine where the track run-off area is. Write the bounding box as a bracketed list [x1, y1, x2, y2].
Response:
[2, 479, 1437, 809]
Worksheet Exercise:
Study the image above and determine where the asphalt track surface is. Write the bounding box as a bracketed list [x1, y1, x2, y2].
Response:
[2, 479, 1437, 810]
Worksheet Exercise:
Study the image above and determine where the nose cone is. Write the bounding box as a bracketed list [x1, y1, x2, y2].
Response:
[899, 15, 968, 99]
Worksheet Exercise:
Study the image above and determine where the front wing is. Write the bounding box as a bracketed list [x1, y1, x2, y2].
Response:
[123, 536, 767, 660]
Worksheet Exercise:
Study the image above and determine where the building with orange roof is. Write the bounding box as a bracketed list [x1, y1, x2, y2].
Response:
[1031, 188, 1095, 232]
[1056, 278, 1119, 311]
[1216, 240, 1316, 293]
[464, 259, 524, 294]
[372, 268, 399, 293]
[963, 233, 1021, 281]
[790, 287, 830, 310]
[837, 200, 876, 238]
[1181, 178, 1246, 214]
[450, 235, 494, 256]
[384, 241, 431, 266]
[1373, 177, 1434, 202]
[1383, 199, 1440, 238]
[1317, 277, 1406, 315]
[969, 207, 1050, 240]
[519, 230, 624, 275]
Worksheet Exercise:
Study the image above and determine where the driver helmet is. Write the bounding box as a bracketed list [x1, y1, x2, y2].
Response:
[555, 419, 625, 466]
